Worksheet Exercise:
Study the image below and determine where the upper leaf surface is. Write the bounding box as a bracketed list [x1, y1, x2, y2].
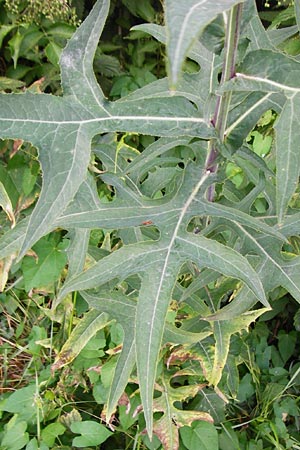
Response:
[164, 0, 243, 87]
[55, 162, 269, 434]
[60, 0, 109, 110]
[223, 50, 300, 94]
[0, 0, 213, 257]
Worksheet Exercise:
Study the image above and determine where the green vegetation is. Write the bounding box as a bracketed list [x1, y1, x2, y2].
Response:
[1, 1, 300, 449]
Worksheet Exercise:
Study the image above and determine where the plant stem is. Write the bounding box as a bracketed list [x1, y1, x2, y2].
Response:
[205, 2, 243, 200]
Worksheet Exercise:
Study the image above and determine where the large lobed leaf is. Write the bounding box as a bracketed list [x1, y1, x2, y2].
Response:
[0, 0, 299, 441]
[221, 49, 300, 222]
[0, 0, 214, 260]
[53, 162, 270, 433]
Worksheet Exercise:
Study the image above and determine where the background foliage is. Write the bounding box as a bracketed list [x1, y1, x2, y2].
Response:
[1, 1, 300, 449]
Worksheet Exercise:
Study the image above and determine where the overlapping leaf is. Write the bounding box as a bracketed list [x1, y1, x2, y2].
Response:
[0, 0, 214, 260]
[151, 371, 213, 449]
[220, 49, 300, 222]
[81, 290, 212, 421]
[0, 0, 298, 440]
[53, 162, 274, 433]
[164, 0, 244, 87]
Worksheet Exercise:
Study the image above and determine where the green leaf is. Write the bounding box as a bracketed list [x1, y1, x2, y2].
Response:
[55, 164, 269, 435]
[208, 308, 268, 385]
[0, 2, 213, 259]
[275, 93, 300, 223]
[0, 76, 25, 91]
[267, 25, 298, 48]
[225, 49, 300, 94]
[45, 41, 62, 67]
[225, 92, 284, 151]
[0, 217, 29, 260]
[152, 372, 213, 450]
[164, 0, 243, 88]
[0, 385, 36, 422]
[122, 0, 155, 21]
[8, 30, 23, 69]
[40, 423, 66, 447]
[278, 331, 297, 365]
[21, 236, 68, 291]
[0, 25, 15, 48]
[65, 228, 90, 280]
[25, 438, 49, 450]
[180, 421, 218, 450]
[81, 291, 136, 419]
[81, 289, 212, 422]
[71, 421, 112, 447]
[1, 0, 298, 444]
[0, 418, 29, 450]
[52, 309, 111, 370]
[294, 0, 300, 35]
[204, 222, 300, 320]
[0, 181, 15, 227]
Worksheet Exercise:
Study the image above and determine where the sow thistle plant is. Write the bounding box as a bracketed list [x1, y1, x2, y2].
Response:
[1, 0, 300, 448]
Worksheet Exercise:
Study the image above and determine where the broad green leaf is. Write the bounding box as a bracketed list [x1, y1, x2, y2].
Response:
[52, 309, 111, 370]
[0, 25, 15, 48]
[164, 0, 243, 88]
[21, 236, 68, 291]
[26, 438, 49, 450]
[40, 423, 66, 447]
[180, 421, 218, 450]
[1, 385, 36, 423]
[278, 331, 297, 365]
[0, 418, 29, 450]
[45, 41, 62, 67]
[122, 0, 155, 21]
[71, 420, 112, 447]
